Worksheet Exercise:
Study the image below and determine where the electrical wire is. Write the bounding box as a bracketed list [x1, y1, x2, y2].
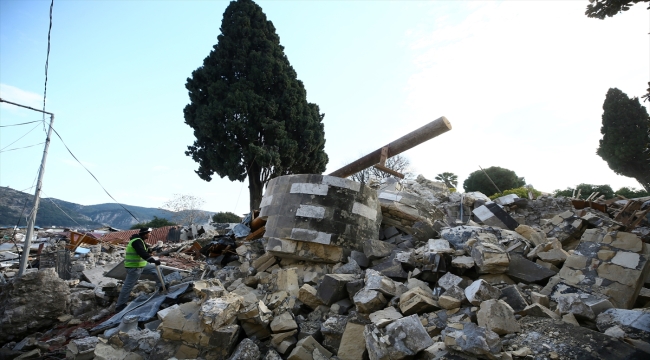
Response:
[0, 123, 42, 151]
[0, 142, 45, 153]
[41, 190, 83, 228]
[48, 125, 141, 223]
[41, 0, 53, 132]
[0, 120, 42, 128]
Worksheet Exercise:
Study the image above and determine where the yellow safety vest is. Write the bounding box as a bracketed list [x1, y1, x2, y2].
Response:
[125, 238, 148, 268]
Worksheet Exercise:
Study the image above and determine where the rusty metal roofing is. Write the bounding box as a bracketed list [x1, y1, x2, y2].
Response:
[100, 226, 174, 246]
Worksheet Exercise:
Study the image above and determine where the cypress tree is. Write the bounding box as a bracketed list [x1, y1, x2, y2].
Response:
[184, 0, 328, 210]
[596, 88, 650, 191]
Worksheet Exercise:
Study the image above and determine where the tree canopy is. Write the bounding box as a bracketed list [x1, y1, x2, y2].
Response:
[463, 166, 525, 196]
[553, 184, 615, 199]
[212, 211, 242, 223]
[585, 0, 649, 19]
[596, 88, 650, 191]
[435, 172, 458, 189]
[184, 0, 328, 210]
[130, 216, 176, 230]
[160, 194, 208, 226]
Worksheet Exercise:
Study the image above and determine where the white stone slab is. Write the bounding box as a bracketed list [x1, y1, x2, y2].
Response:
[611, 251, 640, 269]
[290, 183, 329, 196]
[296, 205, 326, 219]
[260, 194, 274, 208]
[352, 202, 377, 220]
[378, 192, 402, 202]
[290, 228, 332, 245]
[321, 175, 361, 192]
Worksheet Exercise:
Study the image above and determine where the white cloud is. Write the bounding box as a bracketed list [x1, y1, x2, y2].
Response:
[0, 84, 44, 113]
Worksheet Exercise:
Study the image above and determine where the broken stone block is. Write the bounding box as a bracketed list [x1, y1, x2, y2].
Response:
[346, 279, 364, 301]
[442, 322, 502, 359]
[515, 225, 547, 246]
[227, 338, 261, 360]
[298, 321, 322, 342]
[464, 280, 502, 306]
[369, 307, 403, 328]
[523, 303, 559, 319]
[506, 254, 556, 284]
[364, 269, 398, 297]
[334, 258, 362, 276]
[542, 211, 585, 244]
[530, 292, 549, 308]
[551, 287, 614, 321]
[451, 256, 475, 269]
[470, 236, 510, 274]
[316, 274, 357, 305]
[287, 336, 332, 360]
[371, 257, 408, 279]
[562, 312, 580, 326]
[321, 315, 349, 353]
[364, 314, 434, 360]
[298, 284, 323, 310]
[399, 287, 439, 315]
[472, 202, 519, 230]
[477, 299, 521, 335]
[364, 239, 397, 260]
[337, 322, 367, 360]
[597, 308, 650, 343]
[271, 330, 297, 349]
[199, 293, 244, 332]
[537, 248, 569, 266]
[479, 273, 515, 286]
[0, 268, 71, 344]
[350, 250, 369, 268]
[438, 295, 461, 310]
[428, 239, 454, 254]
[270, 312, 298, 333]
[354, 289, 387, 314]
[437, 272, 463, 290]
[66, 336, 99, 360]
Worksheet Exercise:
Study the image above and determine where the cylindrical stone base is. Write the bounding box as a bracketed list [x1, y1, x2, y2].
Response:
[260, 174, 381, 252]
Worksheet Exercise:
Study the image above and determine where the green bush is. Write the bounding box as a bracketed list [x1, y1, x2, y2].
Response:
[489, 187, 542, 200]
[553, 184, 615, 199]
[130, 216, 176, 229]
[615, 187, 650, 198]
[212, 211, 242, 223]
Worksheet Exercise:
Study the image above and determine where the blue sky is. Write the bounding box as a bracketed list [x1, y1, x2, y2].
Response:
[1, 0, 648, 217]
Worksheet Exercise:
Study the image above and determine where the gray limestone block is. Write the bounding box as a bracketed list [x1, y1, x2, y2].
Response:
[442, 322, 502, 358]
[384, 314, 434, 359]
[364, 269, 398, 297]
[298, 320, 323, 342]
[440, 226, 485, 250]
[507, 254, 556, 284]
[350, 251, 369, 268]
[346, 279, 365, 301]
[227, 338, 261, 360]
[464, 279, 502, 306]
[321, 315, 349, 353]
[499, 285, 529, 313]
[371, 258, 408, 279]
[597, 308, 650, 343]
[354, 288, 388, 314]
[364, 239, 397, 260]
[317, 274, 358, 306]
[437, 272, 464, 290]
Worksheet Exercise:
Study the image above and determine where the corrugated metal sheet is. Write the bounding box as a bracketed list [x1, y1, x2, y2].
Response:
[100, 226, 173, 246]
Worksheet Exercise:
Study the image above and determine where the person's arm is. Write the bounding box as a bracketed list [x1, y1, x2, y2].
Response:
[131, 239, 153, 261]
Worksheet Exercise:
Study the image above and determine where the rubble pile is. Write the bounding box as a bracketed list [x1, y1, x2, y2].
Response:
[1, 174, 649, 359]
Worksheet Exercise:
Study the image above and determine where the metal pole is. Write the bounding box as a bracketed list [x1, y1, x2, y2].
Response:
[479, 165, 501, 195]
[329, 116, 452, 178]
[18, 114, 54, 276]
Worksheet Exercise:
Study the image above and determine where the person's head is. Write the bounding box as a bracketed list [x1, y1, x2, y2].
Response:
[139, 227, 152, 239]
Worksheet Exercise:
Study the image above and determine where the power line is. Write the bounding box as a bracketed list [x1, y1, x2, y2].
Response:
[41, 190, 83, 228]
[48, 125, 141, 223]
[0, 142, 45, 153]
[0, 123, 42, 151]
[0, 120, 42, 128]
[41, 0, 53, 132]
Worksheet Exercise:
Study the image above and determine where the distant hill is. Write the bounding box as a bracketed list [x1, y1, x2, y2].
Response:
[0, 186, 208, 230]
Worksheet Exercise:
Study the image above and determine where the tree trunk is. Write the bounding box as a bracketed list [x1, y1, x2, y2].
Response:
[248, 165, 264, 211]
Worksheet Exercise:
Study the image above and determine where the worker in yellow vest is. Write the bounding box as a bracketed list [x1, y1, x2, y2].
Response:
[115, 228, 163, 312]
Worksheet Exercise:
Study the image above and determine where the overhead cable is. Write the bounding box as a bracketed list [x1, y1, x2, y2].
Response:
[49, 125, 140, 223]
[41, 190, 83, 228]
[41, 0, 53, 132]
[0, 120, 42, 128]
[0, 123, 42, 151]
[0, 142, 45, 153]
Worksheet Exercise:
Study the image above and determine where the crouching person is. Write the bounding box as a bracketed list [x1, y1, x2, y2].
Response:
[115, 228, 162, 312]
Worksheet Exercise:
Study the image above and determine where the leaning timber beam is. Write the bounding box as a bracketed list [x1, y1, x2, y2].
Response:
[328, 116, 452, 179]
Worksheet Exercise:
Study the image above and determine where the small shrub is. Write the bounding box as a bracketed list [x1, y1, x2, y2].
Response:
[489, 187, 541, 200]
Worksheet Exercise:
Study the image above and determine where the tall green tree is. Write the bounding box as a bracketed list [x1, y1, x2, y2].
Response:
[435, 172, 458, 188]
[463, 166, 525, 196]
[184, 0, 328, 210]
[596, 88, 650, 191]
[585, 0, 649, 19]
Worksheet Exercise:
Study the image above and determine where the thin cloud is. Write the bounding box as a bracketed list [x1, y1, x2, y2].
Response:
[0, 84, 44, 112]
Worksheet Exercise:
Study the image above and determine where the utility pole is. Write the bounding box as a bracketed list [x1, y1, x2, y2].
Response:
[0, 98, 54, 276]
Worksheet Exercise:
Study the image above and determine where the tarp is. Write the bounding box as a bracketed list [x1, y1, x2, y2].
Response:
[91, 282, 192, 333]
